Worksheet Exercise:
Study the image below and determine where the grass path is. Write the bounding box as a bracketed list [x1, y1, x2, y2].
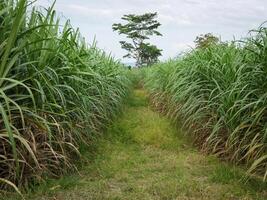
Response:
[25, 89, 267, 199]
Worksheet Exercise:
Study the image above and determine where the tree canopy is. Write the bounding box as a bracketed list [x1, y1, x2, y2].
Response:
[194, 33, 220, 49]
[113, 12, 162, 67]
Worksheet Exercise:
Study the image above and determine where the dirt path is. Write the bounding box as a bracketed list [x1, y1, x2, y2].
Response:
[29, 89, 266, 200]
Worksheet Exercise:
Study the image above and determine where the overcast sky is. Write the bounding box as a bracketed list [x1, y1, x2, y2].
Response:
[36, 0, 267, 63]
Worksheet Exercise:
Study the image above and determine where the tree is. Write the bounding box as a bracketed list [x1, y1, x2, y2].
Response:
[112, 12, 162, 67]
[194, 33, 219, 49]
[138, 43, 162, 65]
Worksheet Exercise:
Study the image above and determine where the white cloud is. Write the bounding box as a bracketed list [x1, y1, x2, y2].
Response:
[35, 0, 267, 62]
[66, 4, 113, 16]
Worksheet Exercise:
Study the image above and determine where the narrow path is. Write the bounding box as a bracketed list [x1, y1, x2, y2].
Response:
[31, 89, 266, 200]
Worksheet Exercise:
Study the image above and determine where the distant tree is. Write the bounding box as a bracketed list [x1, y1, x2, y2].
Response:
[139, 43, 162, 65]
[112, 12, 162, 67]
[194, 33, 219, 49]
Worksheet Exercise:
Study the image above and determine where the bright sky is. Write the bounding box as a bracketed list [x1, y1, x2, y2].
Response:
[37, 0, 267, 63]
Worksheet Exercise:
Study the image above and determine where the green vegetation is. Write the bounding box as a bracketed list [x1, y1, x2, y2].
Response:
[8, 89, 266, 200]
[0, 0, 129, 195]
[112, 13, 162, 67]
[145, 24, 267, 180]
[194, 33, 220, 49]
[2, 0, 267, 198]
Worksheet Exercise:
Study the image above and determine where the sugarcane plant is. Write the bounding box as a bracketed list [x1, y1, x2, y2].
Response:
[0, 0, 130, 195]
[145, 25, 267, 180]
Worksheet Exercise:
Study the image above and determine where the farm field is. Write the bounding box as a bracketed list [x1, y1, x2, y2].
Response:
[0, 0, 130, 197]
[144, 29, 267, 181]
[5, 89, 267, 200]
[1, 0, 267, 199]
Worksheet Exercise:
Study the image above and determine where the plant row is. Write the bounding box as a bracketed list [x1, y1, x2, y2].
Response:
[0, 0, 130, 192]
[145, 25, 267, 180]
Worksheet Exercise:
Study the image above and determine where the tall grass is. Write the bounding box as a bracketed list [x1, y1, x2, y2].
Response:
[145, 25, 267, 180]
[0, 0, 129, 192]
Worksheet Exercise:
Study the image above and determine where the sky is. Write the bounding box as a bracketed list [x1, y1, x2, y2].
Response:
[36, 0, 267, 63]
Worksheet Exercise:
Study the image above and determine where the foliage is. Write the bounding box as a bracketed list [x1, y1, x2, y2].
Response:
[20, 89, 267, 200]
[112, 13, 162, 67]
[145, 24, 267, 180]
[194, 33, 220, 49]
[138, 43, 162, 66]
[0, 0, 130, 193]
